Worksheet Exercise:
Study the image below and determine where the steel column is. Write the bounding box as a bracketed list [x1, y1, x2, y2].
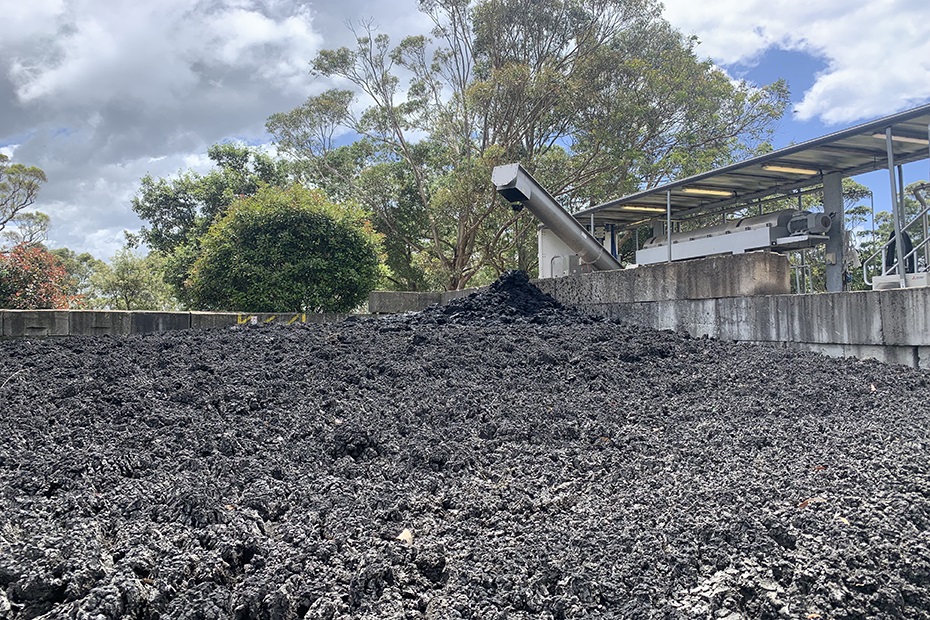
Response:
[823, 172, 844, 292]
[886, 128, 907, 287]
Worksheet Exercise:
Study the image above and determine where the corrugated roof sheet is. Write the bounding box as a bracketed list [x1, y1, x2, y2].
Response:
[575, 102, 930, 229]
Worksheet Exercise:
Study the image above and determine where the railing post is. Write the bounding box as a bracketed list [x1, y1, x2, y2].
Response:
[666, 190, 672, 263]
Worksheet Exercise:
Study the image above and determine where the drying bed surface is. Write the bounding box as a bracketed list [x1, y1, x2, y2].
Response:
[2, 272, 930, 619]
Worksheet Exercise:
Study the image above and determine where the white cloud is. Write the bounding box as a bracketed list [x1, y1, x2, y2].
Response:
[6, 0, 323, 107]
[0, 0, 342, 259]
[0, 0, 63, 48]
[41, 151, 212, 259]
[661, 0, 930, 124]
[181, 152, 215, 171]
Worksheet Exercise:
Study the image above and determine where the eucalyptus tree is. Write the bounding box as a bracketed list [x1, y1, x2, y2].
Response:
[0, 154, 47, 238]
[1, 211, 51, 247]
[268, 0, 788, 289]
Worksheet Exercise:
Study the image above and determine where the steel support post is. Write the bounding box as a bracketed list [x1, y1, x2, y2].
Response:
[886, 128, 907, 287]
[823, 171, 844, 292]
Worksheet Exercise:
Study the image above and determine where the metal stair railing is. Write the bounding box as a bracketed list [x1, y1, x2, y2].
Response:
[862, 185, 930, 286]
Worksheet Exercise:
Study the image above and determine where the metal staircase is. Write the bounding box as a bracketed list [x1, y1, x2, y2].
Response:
[863, 183, 930, 289]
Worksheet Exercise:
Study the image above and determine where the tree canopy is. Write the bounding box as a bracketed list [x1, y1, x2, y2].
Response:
[50, 248, 106, 300]
[2, 211, 50, 247]
[0, 155, 47, 239]
[186, 185, 383, 312]
[0, 243, 77, 309]
[89, 249, 178, 311]
[130, 142, 291, 305]
[267, 0, 788, 290]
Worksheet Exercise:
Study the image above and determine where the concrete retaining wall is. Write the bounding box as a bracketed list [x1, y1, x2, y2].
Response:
[574, 287, 930, 369]
[532, 258, 929, 368]
[367, 252, 789, 314]
[367, 252, 929, 369]
[368, 287, 485, 314]
[533, 251, 790, 304]
[0, 310, 350, 338]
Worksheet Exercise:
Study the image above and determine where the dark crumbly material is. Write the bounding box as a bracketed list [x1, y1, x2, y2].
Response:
[2, 271, 929, 619]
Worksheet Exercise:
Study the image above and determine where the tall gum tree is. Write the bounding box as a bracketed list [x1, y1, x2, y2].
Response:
[268, 0, 788, 290]
[0, 155, 47, 239]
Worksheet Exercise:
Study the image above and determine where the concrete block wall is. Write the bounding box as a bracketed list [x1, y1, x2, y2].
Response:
[1, 311, 71, 338]
[69, 311, 132, 337]
[189, 312, 242, 331]
[368, 288, 486, 314]
[575, 287, 930, 369]
[367, 252, 929, 369]
[367, 251, 789, 314]
[368, 291, 443, 314]
[0, 310, 350, 338]
[534, 251, 790, 304]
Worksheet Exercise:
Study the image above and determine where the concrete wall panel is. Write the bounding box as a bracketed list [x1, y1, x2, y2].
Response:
[69, 311, 132, 337]
[712, 296, 777, 342]
[442, 288, 486, 304]
[304, 313, 349, 324]
[918, 347, 930, 370]
[879, 288, 930, 346]
[674, 299, 715, 337]
[189, 312, 240, 330]
[690, 299, 722, 339]
[368, 252, 789, 312]
[369, 291, 442, 314]
[130, 312, 190, 335]
[781, 291, 884, 346]
[561, 285, 928, 369]
[0, 310, 354, 338]
[555, 252, 790, 304]
[1, 311, 70, 337]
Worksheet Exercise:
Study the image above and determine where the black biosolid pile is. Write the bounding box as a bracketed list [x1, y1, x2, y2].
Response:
[409, 271, 575, 325]
[2, 272, 930, 619]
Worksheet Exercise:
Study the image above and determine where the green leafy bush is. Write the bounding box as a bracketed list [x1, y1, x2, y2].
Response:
[187, 185, 382, 312]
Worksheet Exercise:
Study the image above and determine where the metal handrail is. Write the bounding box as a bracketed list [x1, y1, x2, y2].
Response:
[862, 196, 930, 285]
[790, 262, 814, 293]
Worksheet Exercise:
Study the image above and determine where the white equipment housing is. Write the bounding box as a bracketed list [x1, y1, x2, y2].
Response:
[538, 226, 617, 278]
[636, 209, 831, 265]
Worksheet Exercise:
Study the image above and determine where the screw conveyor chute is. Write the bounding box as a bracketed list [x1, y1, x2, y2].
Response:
[492, 163, 622, 272]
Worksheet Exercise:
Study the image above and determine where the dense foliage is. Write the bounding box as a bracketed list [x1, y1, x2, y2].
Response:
[130, 143, 291, 306]
[186, 185, 383, 312]
[89, 249, 178, 310]
[0, 243, 78, 309]
[49, 248, 106, 300]
[267, 0, 788, 290]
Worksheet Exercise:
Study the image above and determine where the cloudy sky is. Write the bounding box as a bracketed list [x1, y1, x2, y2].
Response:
[1, 0, 929, 259]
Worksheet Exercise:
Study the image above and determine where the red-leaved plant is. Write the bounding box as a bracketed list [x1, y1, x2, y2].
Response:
[0, 243, 83, 309]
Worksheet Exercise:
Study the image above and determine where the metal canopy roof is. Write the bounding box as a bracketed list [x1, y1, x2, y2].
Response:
[575, 102, 930, 229]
